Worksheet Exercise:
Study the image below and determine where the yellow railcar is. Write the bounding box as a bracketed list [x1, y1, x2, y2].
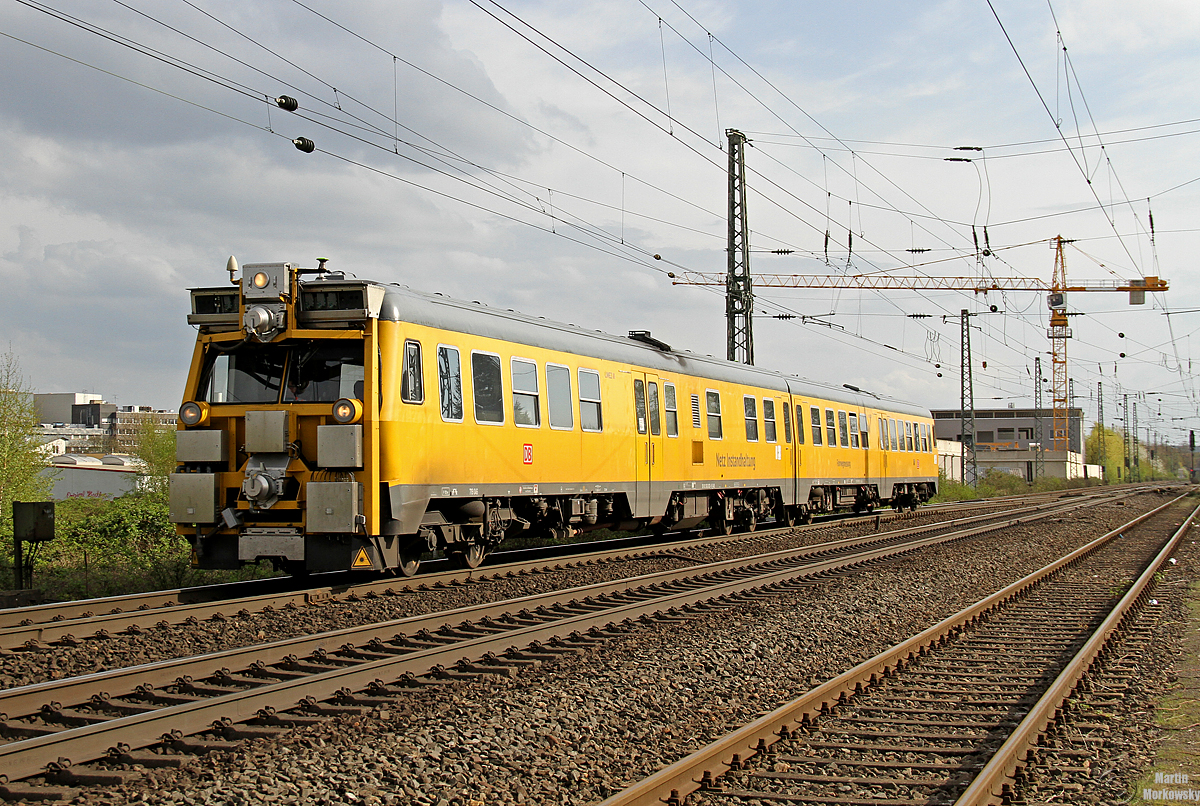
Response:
[170, 260, 937, 575]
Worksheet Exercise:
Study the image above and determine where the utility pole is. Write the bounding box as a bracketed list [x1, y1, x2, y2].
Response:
[1068, 377, 1075, 452]
[1190, 429, 1195, 483]
[1123, 394, 1131, 482]
[1132, 401, 1140, 481]
[726, 129, 753, 365]
[1034, 356, 1045, 480]
[960, 309, 978, 487]
[1097, 381, 1106, 478]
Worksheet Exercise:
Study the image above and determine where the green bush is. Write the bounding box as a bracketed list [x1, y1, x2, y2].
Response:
[2, 493, 274, 601]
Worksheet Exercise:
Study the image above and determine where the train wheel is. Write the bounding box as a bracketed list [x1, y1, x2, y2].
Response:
[397, 545, 422, 577]
[715, 518, 734, 536]
[737, 510, 757, 533]
[449, 543, 486, 569]
[802, 509, 814, 525]
[779, 507, 796, 528]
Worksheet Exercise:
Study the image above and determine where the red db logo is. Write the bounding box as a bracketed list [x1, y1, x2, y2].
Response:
[522, 444, 533, 465]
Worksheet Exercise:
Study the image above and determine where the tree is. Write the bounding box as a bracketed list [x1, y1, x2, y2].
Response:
[132, 418, 176, 497]
[0, 351, 54, 547]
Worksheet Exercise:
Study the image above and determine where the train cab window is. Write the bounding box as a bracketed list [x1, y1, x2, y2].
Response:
[437, 345, 464, 422]
[763, 399, 777, 443]
[848, 413, 859, 448]
[691, 394, 702, 428]
[744, 396, 759, 442]
[706, 390, 723, 440]
[664, 383, 679, 437]
[906, 421, 914, 451]
[284, 342, 366, 404]
[922, 423, 930, 452]
[879, 418, 887, 450]
[647, 382, 661, 436]
[810, 406, 823, 445]
[781, 400, 791, 444]
[472, 351, 504, 425]
[838, 411, 849, 447]
[547, 364, 573, 430]
[795, 403, 805, 444]
[861, 416, 869, 449]
[511, 358, 540, 427]
[634, 379, 647, 434]
[400, 340, 424, 404]
[826, 409, 837, 446]
[890, 419, 899, 451]
[579, 369, 603, 432]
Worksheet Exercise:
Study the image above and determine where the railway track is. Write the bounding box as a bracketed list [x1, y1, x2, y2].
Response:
[599, 491, 1196, 806]
[0, 489, 1140, 798]
[0, 487, 1153, 650]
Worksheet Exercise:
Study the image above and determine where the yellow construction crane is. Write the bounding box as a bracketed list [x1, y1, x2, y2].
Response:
[669, 237, 1169, 458]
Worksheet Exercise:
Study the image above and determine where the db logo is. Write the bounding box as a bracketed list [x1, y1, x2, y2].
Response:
[522, 444, 534, 465]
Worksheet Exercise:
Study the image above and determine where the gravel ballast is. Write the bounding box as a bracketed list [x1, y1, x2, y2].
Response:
[28, 491, 1180, 806]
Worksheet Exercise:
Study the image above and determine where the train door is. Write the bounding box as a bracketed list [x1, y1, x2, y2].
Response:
[776, 394, 794, 508]
[633, 374, 665, 517]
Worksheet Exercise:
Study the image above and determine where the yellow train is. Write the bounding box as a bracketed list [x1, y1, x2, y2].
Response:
[170, 259, 938, 575]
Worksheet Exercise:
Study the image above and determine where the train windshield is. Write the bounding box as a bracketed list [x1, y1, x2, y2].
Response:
[198, 341, 364, 404]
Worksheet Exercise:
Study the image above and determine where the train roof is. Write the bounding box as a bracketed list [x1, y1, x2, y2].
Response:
[311, 276, 931, 418]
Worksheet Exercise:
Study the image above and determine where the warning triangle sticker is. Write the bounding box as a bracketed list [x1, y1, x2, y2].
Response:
[351, 548, 372, 568]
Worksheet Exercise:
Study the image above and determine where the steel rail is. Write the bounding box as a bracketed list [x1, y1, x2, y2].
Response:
[0, 485, 1138, 631]
[0, 492, 1124, 783]
[0, 492, 1101, 718]
[0, 490, 1138, 649]
[595, 491, 1191, 806]
[954, 498, 1200, 805]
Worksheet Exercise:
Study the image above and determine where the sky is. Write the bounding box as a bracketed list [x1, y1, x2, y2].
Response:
[2, 0, 1199, 444]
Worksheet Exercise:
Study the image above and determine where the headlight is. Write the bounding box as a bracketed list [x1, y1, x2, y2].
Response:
[179, 401, 209, 427]
[252, 271, 270, 289]
[333, 398, 363, 424]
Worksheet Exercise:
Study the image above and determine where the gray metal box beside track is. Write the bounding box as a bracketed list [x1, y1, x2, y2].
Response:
[307, 481, 362, 533]
[169, 473, 217, 523]
[245, 410, 289, 453]
[176, 429, 227, 463]
[317, 424, 363, 468]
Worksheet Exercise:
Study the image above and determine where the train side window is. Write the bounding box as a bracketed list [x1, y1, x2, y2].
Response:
[744, 396, 758, 442]
[810, 406, 822, 445]
[923, 423, 931, 452]
[706, 390, 723, 440]
[579, 369, 603, 432]
[634, 379, 647, 435]
[763, 399, 777, 443]
[795, 403, 804, 444]
[848, 413, 859, 448]
[546, 363, 573, 430]
[879, 418, 887, 450]
[436, 345, 463, 422]
[860, 415, 869, 449]
[826, 409, 837, 446]
[472, 351, 504, 425]
[664, 383, 678, 437]
[781, 400, 791, 444]
[690, 394, 702, 428]
[648, 382, 661, 436]
[401, 340, 424, 404]
[906, 421, 914, 451]
[889, 418, 899, 451]
[838, 411, 849, 447]
[511, 358, 540, 427]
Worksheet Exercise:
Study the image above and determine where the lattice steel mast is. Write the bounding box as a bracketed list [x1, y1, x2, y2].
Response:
[959, 309, 978, 486]
[726, 129, 753, 365]
[1034, 357, 1045, 480]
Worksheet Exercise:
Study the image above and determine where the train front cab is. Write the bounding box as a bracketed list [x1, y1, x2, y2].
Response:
[170, 261, 389, 574]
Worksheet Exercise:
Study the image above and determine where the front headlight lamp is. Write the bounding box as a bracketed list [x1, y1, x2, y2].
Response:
[252, 271, 270, 289]
[179, 401, 209, 427]
[332, 397, 363, 424]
